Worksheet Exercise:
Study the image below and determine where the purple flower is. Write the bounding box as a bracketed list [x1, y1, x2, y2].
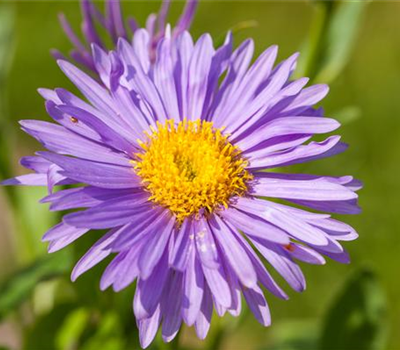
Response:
[53, 0, 198, 71]
[2, 29, 361, 348]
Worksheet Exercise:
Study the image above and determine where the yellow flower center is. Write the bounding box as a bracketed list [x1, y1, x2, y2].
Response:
[134, 119, 252, 222]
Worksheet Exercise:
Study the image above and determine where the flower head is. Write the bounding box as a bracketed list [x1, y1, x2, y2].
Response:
[53, 0, 198, 71]
[3, 28, 361, 348]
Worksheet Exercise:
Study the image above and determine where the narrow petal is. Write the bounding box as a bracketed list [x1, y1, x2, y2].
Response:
[71, 229, 119, 281]
[201, 263, 232, 308]
[1, 174, 48, 187]
[134, 253, 169, 320]
[47, 227, 90, 253]
[237, 117, 340, 152]
[111, 208, 168, 251]
[39, 152, 141, 189]
[252, 239, 306, 292]
[193, 218, 219, 269]
[138, 305, 162, 349]
[210, 215, 257, 288]
[162, 272, 184, 342]
[63, 193, 150, 229]
[286, 243, 326, 265]
[194, 285, 213, 340]
[221, 207, 290, 245]
[243, 285, 271, 326]
[251, 176, 357, 201]
[138, 215, 175, 279]
[42, 222, 87, 242]
[248, 136, 347, 170]
[20, 120, 130, 166]
[170, 219, 194, 271]
[182, 247, 204, 326]
[45, 187, 133, 211]
[235, 197, 329, 246]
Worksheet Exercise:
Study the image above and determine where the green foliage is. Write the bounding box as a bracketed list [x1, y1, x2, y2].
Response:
[0, 4, 14, 85]
[262, 269, 388, 350]
[297, 0, 369, 83]
[262, 320, 318, 350]
[333, 105, 362, 126]
[0, 4, 16, 201]
[319, 268, 388, 350]
[0, 250, 73, 321]
[23, 303, 78, 350]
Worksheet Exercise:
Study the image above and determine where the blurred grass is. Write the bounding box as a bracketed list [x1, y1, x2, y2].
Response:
[0, 0, 400, 349]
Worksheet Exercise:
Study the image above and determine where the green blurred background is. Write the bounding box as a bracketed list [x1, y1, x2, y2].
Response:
[0, 1, 399, 349]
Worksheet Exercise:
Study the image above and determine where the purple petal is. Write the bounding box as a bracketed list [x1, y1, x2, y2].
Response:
[162, 271, 184, 342]
[237, 117, 340, 152]
[212, 39, 255, 127]
[58, 59, 113, 109]
[251, 175, 357, 201]
[137, 304, 162, 349]
[57, 104, 137, 153]
[58, 13, 87, 53]
[193, 218, 219, 269]
[210, 215, 257, 288]
[63, 193, 150, 229]
[252, 239, 306, 292]
[292, 198, 361, 215]
[247, 136, 346, 170]
[221, 207, 290, 245]
[20, 119, 131, 166]
[110, 208, 168, 251]
[38, 152, 140, 189]
[153, 37, 180, 122]
[115, 244, 148, 292]
[243, 285, 271, 326]
[201, 263, 232, 308]
[225, 224, 288, 300]
[138, 215, 175, 279]
[44, 187, 133, 211]
[285, 243, 326, 265]
[187, 34, 215, 121]
[235, 198, 329, 246]
[100, 250, 128, 291]
[1, 174, 48, 186]
[42, 222, 88, 242]
[47, 227, 89, 253]
[170, 219, 194, 271]
[173, 0, 198, 36]
[182, 247, 204, 326]
[71, 229, 119, 281]
[194, 284, 213, 340]
[92, 44, 112, 88]
[134, 253, 170, 320]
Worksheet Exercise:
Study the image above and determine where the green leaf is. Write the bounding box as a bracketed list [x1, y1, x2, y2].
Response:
[13, 187, 58, 262]
[80, 312, 125, 350]
[319, 268, 388, 350]
[0, 4, 15, 84]
[260, 320, 318, 350]
[333, 105, 362, 125]
[315, 1, 369, 83]
[55, 307, 91, 350]
[0, 250, 73, 321]
[0, 3, 16, 200]
[23, 302, 78, 350]
[297, 1, 369, 83]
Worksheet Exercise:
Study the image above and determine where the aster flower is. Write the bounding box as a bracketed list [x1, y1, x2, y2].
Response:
[2, 28, 361, 348]
[53, 0, 198, 71]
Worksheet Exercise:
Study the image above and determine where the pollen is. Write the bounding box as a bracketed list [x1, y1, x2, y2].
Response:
[133, 119, 252, 222]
